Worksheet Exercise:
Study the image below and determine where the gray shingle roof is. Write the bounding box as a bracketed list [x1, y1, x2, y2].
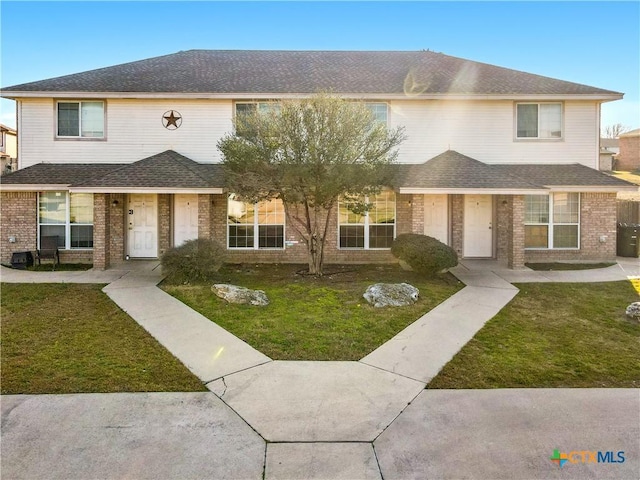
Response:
[1, 163, 124, 185]
[493, 164, 636, 187]
[72, 150, 225, 188]
[396, 151, 545, 190]
[1, 50, 620, 96]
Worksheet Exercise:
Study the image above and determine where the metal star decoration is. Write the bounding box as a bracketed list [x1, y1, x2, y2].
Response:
[162, 110, 182, 130]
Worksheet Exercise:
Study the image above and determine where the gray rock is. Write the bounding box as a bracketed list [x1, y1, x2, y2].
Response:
[625, 302, 640, 321]
[212, 284, 269, 306]
[363, 283, 419, 308]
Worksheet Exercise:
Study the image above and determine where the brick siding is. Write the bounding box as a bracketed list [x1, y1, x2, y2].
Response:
[450, 194, 464, 258]
[1, 192, 37, 263]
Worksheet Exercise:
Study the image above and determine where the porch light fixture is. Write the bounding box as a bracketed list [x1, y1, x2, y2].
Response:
[111, 199, 119, 207]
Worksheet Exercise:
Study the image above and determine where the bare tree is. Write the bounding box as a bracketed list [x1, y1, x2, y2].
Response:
[602, 123, 630, 138]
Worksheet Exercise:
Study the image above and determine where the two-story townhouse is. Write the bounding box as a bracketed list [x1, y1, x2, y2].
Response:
[1, 50, 636, 269]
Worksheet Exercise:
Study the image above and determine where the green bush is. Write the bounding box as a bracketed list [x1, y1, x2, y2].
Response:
[391, 234, 458, 275]
[161, 238, 226, 284]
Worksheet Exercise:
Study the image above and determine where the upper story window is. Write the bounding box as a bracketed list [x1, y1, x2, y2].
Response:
[365, 103, 388, 125]
[516, 103, 562, 139]
[339, 191, 395, 249]
[227, 194, 285, 249]
[57, 101, 105, 138]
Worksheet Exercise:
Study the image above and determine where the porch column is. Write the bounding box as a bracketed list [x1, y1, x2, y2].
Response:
[93, 193, 110, 270]
[198, 194, 213, 239]
[508, 195, 525, 269]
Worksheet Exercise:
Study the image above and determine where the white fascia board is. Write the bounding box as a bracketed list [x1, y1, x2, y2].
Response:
[2, 91, 624, 102]
[68, 187, 224, 194]
[399, 187, 548, 195]
[0, 184, 69, 192]
[545, 185, 639, 193]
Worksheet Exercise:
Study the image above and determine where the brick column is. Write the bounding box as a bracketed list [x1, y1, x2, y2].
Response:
[109, 194, 125, 264]
[93, 193, 110, 270]
[0, 192, 37, 263]
[198, 194, 213, 239]
[396, 194, 412, 235]
[158, 194, 171, 256]
[508, 195, 525, 269]
[410, 194, 424, 234]
[451, 194, 464, 258]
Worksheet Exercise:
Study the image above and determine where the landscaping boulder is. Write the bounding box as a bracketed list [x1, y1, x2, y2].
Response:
[625, 302, 640, 322]
[363, 283, 419, 308]
[212, 284, 269, 306]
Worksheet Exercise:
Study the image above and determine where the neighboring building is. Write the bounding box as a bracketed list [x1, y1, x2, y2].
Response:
[1, 50, 636, 269]
[599, 137, 619, 171]
[616, 128, 640, 171]
[0, 124, 17, 175]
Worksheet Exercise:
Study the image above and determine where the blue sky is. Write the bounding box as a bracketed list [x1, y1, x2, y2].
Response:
[1, 1, 638, 130]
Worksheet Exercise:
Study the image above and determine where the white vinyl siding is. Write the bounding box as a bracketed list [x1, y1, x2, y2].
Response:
[20, 98, 233, 168]
[19, 98, 599, 169]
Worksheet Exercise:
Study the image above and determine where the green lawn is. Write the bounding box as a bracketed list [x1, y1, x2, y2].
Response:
[162, 264, 463, 361]
[428, 281, 640, 388]
[1, 283, 206, 394]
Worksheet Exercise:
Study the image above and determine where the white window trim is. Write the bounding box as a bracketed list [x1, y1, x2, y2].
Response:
[227, 197, 286, 250]
[524, 193, 580, 250]
[54, 100, 107, 140]
[514, 102, 564, 141]
[338, 193, 397, 250]
[38, 192, 94, 251]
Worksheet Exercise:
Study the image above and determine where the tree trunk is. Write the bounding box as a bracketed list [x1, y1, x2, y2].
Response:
[307, 234, 323, 276]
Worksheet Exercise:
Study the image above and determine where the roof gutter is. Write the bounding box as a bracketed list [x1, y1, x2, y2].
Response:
[398, 187, 547, 194]
[1, 91, 624, 102]
[68, 187, 224, 194]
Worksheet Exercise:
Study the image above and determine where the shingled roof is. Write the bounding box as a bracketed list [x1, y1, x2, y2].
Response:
[1, 50, 621, 97]
[0, 151, 225, 191]
[493, 164, 635, 188]
[396, 151, 545, 191]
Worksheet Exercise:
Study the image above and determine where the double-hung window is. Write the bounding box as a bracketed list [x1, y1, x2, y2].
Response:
[227, 194, 285, 249]
[365, 103, 388, 125]
[524, 193, 579, 249]
[57, 101, 105, 138]
[38, 192, 94, 249]
[339, 191, 395, 249]
[516, 103, 562, 139]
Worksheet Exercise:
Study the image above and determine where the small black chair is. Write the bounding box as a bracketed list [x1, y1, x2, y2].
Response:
[37, 236, 60, 270]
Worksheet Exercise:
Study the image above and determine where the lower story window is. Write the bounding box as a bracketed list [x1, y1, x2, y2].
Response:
[38, 191, 94, 249]
[227, 195, 285, 249]
[524, 193, 579, 249]
[339, 191, 396, 249]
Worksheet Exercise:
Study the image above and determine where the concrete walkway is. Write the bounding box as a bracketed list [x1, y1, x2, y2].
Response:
[1, 259, 639, 479]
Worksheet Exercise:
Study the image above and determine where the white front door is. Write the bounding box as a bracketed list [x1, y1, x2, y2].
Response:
[174, 194, 199, 247]
[463, 194, 493, 257]
[128, 194, 158, 258]
[424, 194, 449, 245]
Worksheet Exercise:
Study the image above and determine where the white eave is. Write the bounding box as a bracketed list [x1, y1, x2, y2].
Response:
[1, 91, 625, 102]
[0, 184, 69, 192]
[68, 187, 224, 194]
[398, 187, 547, 195]
[545, 185, 639, 193]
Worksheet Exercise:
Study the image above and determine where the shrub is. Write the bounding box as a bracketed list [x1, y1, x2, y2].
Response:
[391, 234, 458, 275]
[161, 238, 226, 284]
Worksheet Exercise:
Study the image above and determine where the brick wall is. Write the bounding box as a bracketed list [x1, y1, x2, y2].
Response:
[93, 193, 110, 269]
[509, 195, 525, 268]
[109, 194, 125, 264]
[211, 194, 398, 265]
[616, 134, 640, 171]
[1, 192, 37, 263]
[198, 194, 214, 239]
[158, 194, 171, 257]
[525, 192, 617, 263]
[450, 194, 464, 258]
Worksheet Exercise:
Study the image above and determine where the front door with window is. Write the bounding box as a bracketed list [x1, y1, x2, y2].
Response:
[463, 194, 493, 257]
[174, 194, 199, 247]
[128, 194, 158, 258]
